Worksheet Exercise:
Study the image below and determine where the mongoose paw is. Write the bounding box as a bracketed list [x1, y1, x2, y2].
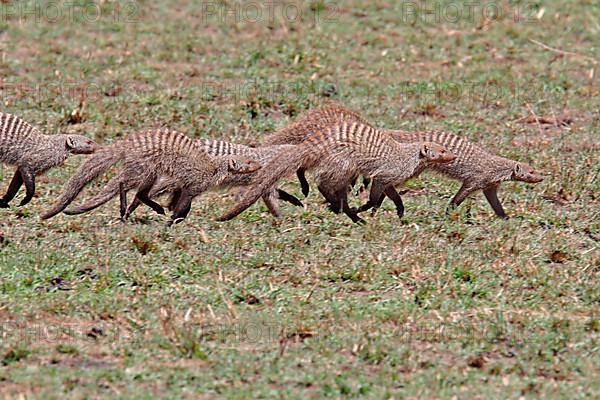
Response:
[18, 199, 32, 207]
[327, 204, 342, 214]
[300, 180, 310, 197]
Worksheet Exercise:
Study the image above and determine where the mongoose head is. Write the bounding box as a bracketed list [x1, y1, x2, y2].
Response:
[226, 156, 262, 174]
[65, 135, 99, 154]
[512, 163, 543, 183]
[419, 142, 456, 163]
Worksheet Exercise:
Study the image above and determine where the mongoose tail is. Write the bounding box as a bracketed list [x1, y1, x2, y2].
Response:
[217, 146, 310, 221]
[41, 148, 123, 219]
[63, 177, 137, 216]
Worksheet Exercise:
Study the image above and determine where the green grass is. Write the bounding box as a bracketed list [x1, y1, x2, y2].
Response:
[0, 0, 598, 398]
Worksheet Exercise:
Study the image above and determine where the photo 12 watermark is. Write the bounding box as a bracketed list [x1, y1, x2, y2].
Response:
[200, 1, 338, 24]
[0, 1, 138, 24]
[396, 79, 553, 105]
[398, 1, 543, 25]
[0, 320, 139, 345]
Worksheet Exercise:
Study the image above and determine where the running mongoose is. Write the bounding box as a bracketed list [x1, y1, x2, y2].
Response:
[0, 112, 98, 207]
[121, 139, 304, 219]
[359, 130, 544, 219]
[262, 103, 370, 196]
[262, 104, 544, 219]
[41, 129, 261, 224]
[218, 119, 456, 223]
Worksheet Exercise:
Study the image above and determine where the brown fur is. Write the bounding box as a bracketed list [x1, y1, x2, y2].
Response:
[263, 103, 369, 197]
[218, 118, 456, 223]
[368, 130, 544, 219]
[261, 103, 543, 219]
[41, 129, 260, 224]
[122, 139, 303, 219]
[0, 112, 98, 207]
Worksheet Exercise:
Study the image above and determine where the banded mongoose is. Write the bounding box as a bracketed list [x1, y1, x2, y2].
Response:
[262, 103, 371, 196]
[122, 139, 304, 219]
[0, 112, 98, 208]
[217, 119, 456, 223]
[41, 129, 261, 224]
[359, 130, 544, 219]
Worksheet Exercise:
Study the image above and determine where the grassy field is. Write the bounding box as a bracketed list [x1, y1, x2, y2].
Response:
[0, 0, 598, 398]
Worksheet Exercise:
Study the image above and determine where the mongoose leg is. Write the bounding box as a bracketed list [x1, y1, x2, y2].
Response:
[126, 175, 165, 219]
[341, 196, 365, 225]
[384, 186, 405, 218]
[362, 177, 371, 192]
[357, 181, 385, 214]
[135, 195, 165, 217]
[123, 197, 142, 219]
[447, 183, 475, 214]
[326, 183, 365, 224]
[170, 192, 193, 225]
[119, 182, 128, 220]
[483, 185, 508, 219]
[297, 168, 310, 197]
[262, 193, 282, 218]
[318, 184, 342, 214]
[168, 189, 182, 212]
[0, 170, 24, 207]
[276, 189, 304, 207]
[126, 193, 165, 219]
[18, 168, 36, 206]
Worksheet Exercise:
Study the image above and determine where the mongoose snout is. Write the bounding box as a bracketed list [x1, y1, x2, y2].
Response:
[228, 157, 262, 174]
[420, 142, 457, 163]
[66, 136, 100, 154]
[512, 163, 544, 183]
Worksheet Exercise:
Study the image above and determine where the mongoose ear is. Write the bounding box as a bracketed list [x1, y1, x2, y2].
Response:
[419, 144, 430, 158]
[513, 163, 522, 175]
[65, 136, 75, 150]
[227, 159, 238, 171]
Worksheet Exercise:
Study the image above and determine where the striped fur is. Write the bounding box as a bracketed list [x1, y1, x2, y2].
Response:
[42, 129, 260, 224]
[375, 130, 543, 218]
[263, 103, 370, 146]
[122, 139, 303, 219]
[0, 112, 98, 207]
[218, 118, 455, 222]
[259, 103, 543, 219]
